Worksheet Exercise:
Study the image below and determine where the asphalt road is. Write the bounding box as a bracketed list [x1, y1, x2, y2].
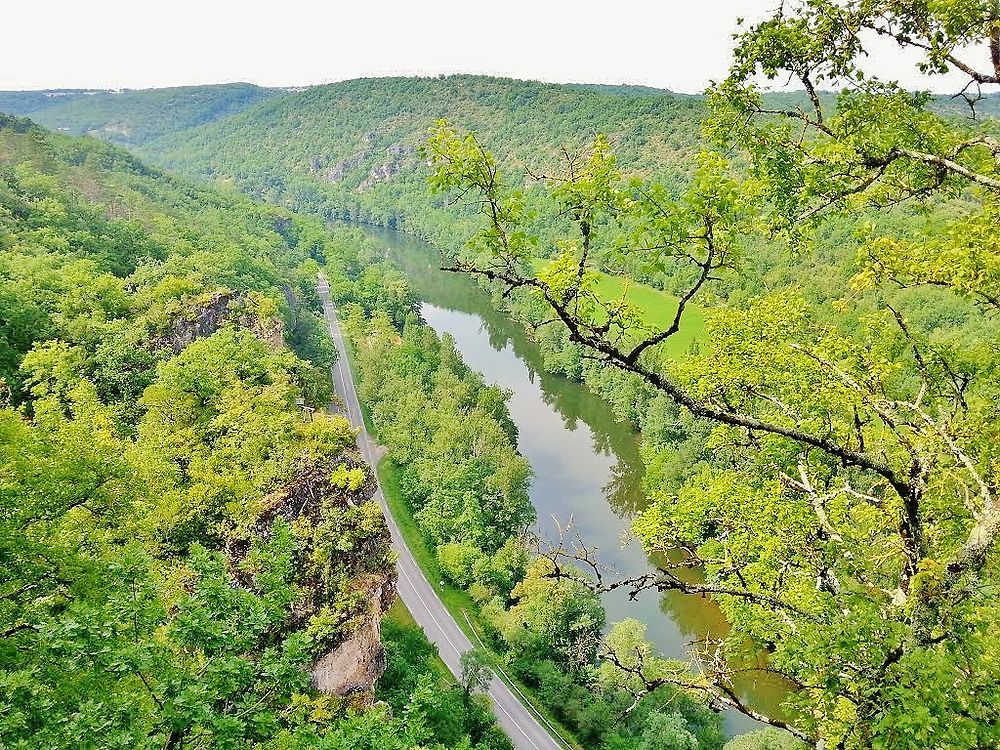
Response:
[317, 274, 565, 750]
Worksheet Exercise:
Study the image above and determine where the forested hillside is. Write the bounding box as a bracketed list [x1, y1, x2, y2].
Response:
[25, 74, 988, 326]
[419, 3, 1000, 747]
[5, 14, 1000, 744]
[0, 114, 512, 750]
[6, 76, 997, 253]
[134, 76, 705, 232]
[99, 74, 991, 470]
[12, 83, 278, 146]
[11, 73, 990, 265]
[0, 89, 105, 115]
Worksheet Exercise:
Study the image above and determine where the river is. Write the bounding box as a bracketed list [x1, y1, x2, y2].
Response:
[360, 224, 786, 734]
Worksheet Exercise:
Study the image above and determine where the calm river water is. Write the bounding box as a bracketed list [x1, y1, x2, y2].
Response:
[361, 225, 785, 733]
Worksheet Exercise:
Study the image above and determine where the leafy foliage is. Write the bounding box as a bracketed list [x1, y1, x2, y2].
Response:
[421, 5, 1000, 747]
[347, 307, 533, 559]
[0, 114, 504, 750]
[13, 43, 1000, 750]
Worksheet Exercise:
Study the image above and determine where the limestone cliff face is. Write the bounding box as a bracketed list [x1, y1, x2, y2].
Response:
[154, 291, 286, 353]
[310, 582, 392, 697]
[357, 144, 418, 192]
[309, 142, 418, 192]
[315, 149, 373, 183]
[229, 456, 397, 703]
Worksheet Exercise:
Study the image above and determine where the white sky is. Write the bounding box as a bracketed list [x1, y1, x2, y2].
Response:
[1, 1, 985, 93]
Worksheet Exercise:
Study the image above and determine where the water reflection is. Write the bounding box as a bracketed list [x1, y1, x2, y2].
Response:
[360, 224, 787, 733]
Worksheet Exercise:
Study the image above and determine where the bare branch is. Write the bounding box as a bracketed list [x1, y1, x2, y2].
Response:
[895, 147, 1000, 191]
[447, 259, 915, 503]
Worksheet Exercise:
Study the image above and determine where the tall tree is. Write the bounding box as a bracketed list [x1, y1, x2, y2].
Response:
[424, 3, 1000, 747]
[459, 648, 494, 704]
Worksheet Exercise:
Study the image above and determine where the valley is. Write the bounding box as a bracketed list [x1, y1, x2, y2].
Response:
[369, 223, 789, 733]
[4, 5, 1000, 748]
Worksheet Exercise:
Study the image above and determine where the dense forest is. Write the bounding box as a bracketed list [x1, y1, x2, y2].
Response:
[0, 89, 106, 115]
[4, 83, 277, 146]
[0, 114, 514, 750]
[129, 75, 708, 239]
[3, 1, 1000, 749]
[0, 104, 736, 750]
[419, 3, 1000, 748]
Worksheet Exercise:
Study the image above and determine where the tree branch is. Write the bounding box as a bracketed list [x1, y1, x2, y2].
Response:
[446, 260, 914, 504]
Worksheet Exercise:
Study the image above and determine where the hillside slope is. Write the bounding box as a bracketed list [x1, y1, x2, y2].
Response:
[0, 89, 105, 115]
[10, 83, 280, 146]
[0, 113, 511, 750]
[136, 75, 706, 229]
[14, 75, 994, 323]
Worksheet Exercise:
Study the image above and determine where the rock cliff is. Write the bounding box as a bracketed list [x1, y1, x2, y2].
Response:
[154, 291, 286, 353]
[229, 455, 396, 703]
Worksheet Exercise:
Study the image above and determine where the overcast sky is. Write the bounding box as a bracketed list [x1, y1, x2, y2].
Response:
[2, 1, 980, 92]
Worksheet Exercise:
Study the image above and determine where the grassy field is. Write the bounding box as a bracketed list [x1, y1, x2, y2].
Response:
[591, 271, 706, 356]
[532, 259, 707, 357]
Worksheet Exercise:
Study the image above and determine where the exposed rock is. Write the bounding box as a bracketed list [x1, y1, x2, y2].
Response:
[311, 592, 388, 697]
[229, 456, 396, 703]
[356, 144, 418, 192]
[246, 455, 378, 533]
[322, 149, 372, 182]
[317, 143, 417, 188]
[385, 144, 416, 158]
[153, 290, 286, 353]
[153, 291, 235, 353]
[247, 312, 285, 351]
[364, 160, 402, 184]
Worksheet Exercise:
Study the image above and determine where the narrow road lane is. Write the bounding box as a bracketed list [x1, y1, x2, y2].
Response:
[317, 274, 565, 750]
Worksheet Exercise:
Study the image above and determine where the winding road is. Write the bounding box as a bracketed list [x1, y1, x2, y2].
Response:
[317, 274, 565, 750]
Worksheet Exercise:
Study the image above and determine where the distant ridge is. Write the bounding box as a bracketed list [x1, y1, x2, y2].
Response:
[565, 82, 686, 97]
[6, 74, 999, 239]
[0, 89, 106, 115]
[0, 83, 278, 146]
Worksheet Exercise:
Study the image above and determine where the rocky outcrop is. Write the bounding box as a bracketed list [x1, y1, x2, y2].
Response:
[385, 144, 415, 159]
[310, 588, 390, 697]
[154, 291, 235, 352]
[247, 312, 284, 351]
[319, 149, 373, 183]
[153, 291, 285, 353]
[314, 142, 418, 189]
[229, 456, 397, 703]
[357, 144, 418, 191]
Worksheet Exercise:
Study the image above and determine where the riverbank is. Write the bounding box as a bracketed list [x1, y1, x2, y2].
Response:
[355, 223, 788, 733]
[338, 275, 732, 749]
[334, 298, 583, 749]
[320, 281, 572, 750]
[377, 459, 584, 750]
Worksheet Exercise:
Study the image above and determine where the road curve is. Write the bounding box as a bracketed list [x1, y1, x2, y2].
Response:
[317, 274, 565, 750]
